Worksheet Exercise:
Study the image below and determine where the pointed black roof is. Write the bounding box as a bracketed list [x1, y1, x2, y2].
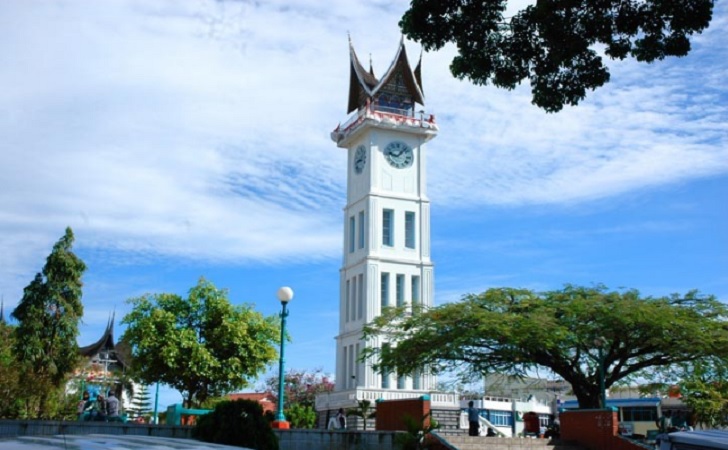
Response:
[347, 37, 425, 114]
[78, 313, 129, 370]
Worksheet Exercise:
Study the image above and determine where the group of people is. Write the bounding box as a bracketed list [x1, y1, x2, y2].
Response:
[77, 390, 120, 422]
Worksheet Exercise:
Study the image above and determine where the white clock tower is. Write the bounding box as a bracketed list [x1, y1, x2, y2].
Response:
[331, 38, 439, 394]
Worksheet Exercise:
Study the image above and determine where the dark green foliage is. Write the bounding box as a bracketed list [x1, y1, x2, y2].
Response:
[400, 0, 714, 112]
[193, 399, 279, 450]
[363, 285, 728, 409]
[346, 399, 376, 431]
[395, 412, 440, 450]
[0, 321, 21, 418]
[11, 227, 86, 418]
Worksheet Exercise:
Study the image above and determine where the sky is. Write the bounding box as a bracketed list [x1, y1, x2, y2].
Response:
[1, 0, 726, 409]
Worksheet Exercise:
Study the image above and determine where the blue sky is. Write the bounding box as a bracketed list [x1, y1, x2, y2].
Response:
[1, 0, 726, 408]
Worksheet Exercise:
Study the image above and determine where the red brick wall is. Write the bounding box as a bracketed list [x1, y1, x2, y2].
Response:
[560, 410, 644, 450]
[375, 397, 431, 431]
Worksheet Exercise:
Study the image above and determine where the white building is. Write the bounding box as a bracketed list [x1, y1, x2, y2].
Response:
[316, 38, 458, 418]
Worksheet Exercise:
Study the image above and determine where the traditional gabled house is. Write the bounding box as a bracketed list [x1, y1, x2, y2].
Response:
[74, 314, 131, 403]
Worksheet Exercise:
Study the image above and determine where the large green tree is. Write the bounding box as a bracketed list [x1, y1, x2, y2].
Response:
[121, 278, 280, 408]
[11, 227, 86, 418]
[400, 0, 714, 112]
[362, 285, 728, 409]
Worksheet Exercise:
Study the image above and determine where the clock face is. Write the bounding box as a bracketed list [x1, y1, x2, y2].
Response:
[384, 141, 413, 169]
[354, 145, 367, 174]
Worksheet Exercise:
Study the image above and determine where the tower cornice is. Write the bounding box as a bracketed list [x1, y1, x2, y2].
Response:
[332, 105, 438, 148]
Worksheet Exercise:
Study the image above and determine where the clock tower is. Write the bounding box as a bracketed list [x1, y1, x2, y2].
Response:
[331, 38, 438, 394]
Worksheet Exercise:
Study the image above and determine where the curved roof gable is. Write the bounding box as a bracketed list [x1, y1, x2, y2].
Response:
[347, 37, 425, 113]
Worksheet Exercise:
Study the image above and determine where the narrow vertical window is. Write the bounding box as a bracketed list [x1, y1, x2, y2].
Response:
[396, 274, 405, 307]
[381, 343, 391, 389]
[357, 274, 364, 320]
[405, 211, 415, 249]
[349, 344, 355, 389]
[381, 273, 390, 309]
[411, 275, 421, 306]
[351, 276, 357, 322]
[355, 343, 361, 387]
[397, 374, 406, 389]
[413, 369, 421, 390]
[382, 209, 394, 247]
[358, 211, 365, 249]
[349, 216, 355, 253]
[345, 279, 350, 322]
[343, 346, 348, 385]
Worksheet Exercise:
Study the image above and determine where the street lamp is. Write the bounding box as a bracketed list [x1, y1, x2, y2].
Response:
[594, 336, 607, 409]
[272, 286, 294, 429]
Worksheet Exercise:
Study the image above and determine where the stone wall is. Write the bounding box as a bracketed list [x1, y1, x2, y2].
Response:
[0, 420, 192, 439]
[274, 429, 400, 450]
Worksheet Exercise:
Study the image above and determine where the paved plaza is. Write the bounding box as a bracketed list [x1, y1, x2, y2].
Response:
[0, 434, 248, 450]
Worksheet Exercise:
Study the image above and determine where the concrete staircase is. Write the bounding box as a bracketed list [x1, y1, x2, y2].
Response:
[434, 435, 586, 450]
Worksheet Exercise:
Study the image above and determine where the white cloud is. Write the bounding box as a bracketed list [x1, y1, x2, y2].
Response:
[1, 0, 726, 307]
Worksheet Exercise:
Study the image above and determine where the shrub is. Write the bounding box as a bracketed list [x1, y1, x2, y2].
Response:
[193, 399, 279, 450]
[286, 403, 316, 429]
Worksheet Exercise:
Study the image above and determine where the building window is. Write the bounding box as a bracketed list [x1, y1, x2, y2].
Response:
[485, 410, 513, 427]
[412, 369, 421, 390]
[351, 276, 357, 322]
[381, 343, 391, 389]
[405, 211, 415, 249]
[381, 273, 390, 309]
[382, 209, 394, 247]
[349, 216, 355, 253]
[411, 275, 420, 306]
[397, 374, 406, 389]
[396, 274, 405, 307]
[357, 274, 364, 320]
[358, 211, 365, 249]
[345, 279, 350, 322]
[349, 344, 355, 389]
[622, 407, 658, 422]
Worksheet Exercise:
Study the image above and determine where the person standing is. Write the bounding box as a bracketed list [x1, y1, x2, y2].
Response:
[94, 394, 107, 421]
[467, 401, 480, 436]
[336, 408, 347, 430]
[656, 410, 673, 433]
[106, 391, 120, 421]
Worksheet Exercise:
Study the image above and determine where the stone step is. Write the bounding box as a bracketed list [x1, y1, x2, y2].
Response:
[436, 436, 585, 450]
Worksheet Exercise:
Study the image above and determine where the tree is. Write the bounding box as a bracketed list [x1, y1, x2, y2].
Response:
[11, 227, 86, 418]
[285, 403, 317, 429]
[679, 359, 728, 428]
[0, 321, 21, 418]
[346, 399, 376, 431]
[263, 367, 335, 409]
[400, 0, 714, 112]
[121, 278, 280, 408]
[127, 384, 152, 420]
[362, 285, 728, 409]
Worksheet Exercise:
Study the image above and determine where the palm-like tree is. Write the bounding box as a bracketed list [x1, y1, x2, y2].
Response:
[347, 399, 376, 430]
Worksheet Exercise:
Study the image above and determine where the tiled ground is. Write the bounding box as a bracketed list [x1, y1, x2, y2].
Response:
[0, 434, 248, 450]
